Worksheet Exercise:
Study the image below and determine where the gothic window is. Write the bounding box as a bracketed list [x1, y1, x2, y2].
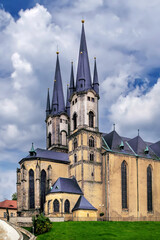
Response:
[89, 136, 94, 147]
[29, 169, 35, 209]
[73, 113, 77, 130]
[40, 170, 46, 212]
[61, 131, 67, 146]
[64, 199, 70, 213]
[48, 133, 51, 148]
[147, 165, 152, 212]
[53, 199, 59, 212]
[89, 111, 94, 128]
[90, 153, 94, 161]
[74, 154, 77, 163]
[74, 138, 78, 149]
[121, 161, 127, 209]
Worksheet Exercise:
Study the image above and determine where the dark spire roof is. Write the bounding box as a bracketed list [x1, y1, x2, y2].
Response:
[46, 88, 51, 118]
[66, 85, 70, 116]
[150, 141, 160, 158]
[76, 21, 92, 92]
[93, 57, 99, 95]
[48, 177, 83, 195]
[72, 196, 97, 212]
[52, 52, 65, 115]
[69, 62, 75, 96]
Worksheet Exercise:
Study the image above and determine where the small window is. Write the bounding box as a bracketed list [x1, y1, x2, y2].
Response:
[65, 120, 68, 124]
[72, 101, 74, 105]
[74, 154, 77, 163]
[87, 97, 90, 101]
[81, 84, 83, 88]
[54, 108, 56, 112]
[92, 98, 94, 102]
[91, 172, 94, 176]
[11, 213, 13, 217]
[4, 212, 6, 218]
[89, 111, 94, 128]
[89, 136, 94, 147]
[75, 98, 77, 103]
[74, 138, 78, 149]
[48, 122, 49, 126]
[90, 153, 94, 161]
[50, 121, 51, 124]
[60, 119, 62, 123]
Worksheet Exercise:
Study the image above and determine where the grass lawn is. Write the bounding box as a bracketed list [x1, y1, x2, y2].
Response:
[36, 221, 160, 240]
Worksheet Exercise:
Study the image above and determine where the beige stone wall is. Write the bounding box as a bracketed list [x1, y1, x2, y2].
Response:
[0, 209, 17, 219]
[72, 209, 97, 221]
[45, 193, 80, 220]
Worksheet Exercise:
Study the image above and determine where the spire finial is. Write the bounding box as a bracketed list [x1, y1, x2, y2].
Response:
[113, 123, 115, 131]
[94, 57, 96, 60]
[81, 19, 85, 23]
[138, 129, 139, 136]
[29, 143, 36, 156]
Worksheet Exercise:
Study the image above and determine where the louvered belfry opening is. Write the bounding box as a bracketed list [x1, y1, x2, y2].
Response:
[40, 170, 46, 212]
[29, 169, 35, 209]
[89, 111, 94, 127]
[121, 161, 127, 209]
[147, 166, 152, 212]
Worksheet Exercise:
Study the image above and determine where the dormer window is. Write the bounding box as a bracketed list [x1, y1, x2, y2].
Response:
[144, 146, 149, 154]
[119, 141, 124, 150]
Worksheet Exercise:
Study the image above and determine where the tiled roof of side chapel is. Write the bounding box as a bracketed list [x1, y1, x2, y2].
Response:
[72, 196, 97, 212]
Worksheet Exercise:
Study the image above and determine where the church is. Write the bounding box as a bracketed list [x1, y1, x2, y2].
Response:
[17, 20, 160, 221]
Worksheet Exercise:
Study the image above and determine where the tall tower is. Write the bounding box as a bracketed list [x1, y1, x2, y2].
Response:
[45, 52, 69, 153]
[68, 20, 102, 209]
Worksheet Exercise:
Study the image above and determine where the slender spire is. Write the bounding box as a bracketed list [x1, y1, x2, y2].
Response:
[76, 20, 92, 92]
[46, 88, 51, 118]
[66, 84, 70, 116]
[52, 52, 65, 115]
[93, 57, 99, 95]
[69, 62, 75, 96]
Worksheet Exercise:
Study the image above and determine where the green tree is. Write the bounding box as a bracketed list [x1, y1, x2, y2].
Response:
[12, 192, 17, 200]
[32, 214, 52, 235]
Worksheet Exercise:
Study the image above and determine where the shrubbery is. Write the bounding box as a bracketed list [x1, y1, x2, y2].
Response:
[32, 214, 52, 235]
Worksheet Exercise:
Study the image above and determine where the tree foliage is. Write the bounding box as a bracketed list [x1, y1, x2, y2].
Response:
[12, 192, 17, 200]
[32, 214, 52, 235]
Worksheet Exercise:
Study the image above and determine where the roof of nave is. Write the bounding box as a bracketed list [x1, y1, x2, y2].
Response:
[0, 200, 17, 209]
[47, 177, 83, 195]
[20, 148, 69, 164]
[102, 130, 159, 159]
[72, 196, 97, 212]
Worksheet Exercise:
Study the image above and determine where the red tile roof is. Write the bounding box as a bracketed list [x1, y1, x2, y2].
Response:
[0, 200, 17, 209]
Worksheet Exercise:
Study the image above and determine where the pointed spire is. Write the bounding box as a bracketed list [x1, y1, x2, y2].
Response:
[29, 143, 36, 156]
[46, 88, 51, 118]
[93, 57, 99, 95]
[66, 84, 70, 116]
[69, 62, 75, 96]
[52, 52, 65, 115]
[76, 20, 92, 92]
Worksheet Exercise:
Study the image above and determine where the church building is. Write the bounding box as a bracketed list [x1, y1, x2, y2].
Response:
[17, 20, 160, 221]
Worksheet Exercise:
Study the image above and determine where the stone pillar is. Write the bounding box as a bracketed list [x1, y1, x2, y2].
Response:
[60, 198, 63, 216]
[47, 165, 52, 190]
[21, 165, 28, 211]
[35, 163, 40, 209]
[17, 168, 22, 213]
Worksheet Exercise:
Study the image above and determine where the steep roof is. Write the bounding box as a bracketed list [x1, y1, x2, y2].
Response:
[48, 177, 83, 195]
[93, 57, 99, 95]
[0, 200, 17, 209]
[72, 196, 97, 212]
[149, 141, 160, 158]
[20, 148, 69, 164]
[76, 21, 92, 92]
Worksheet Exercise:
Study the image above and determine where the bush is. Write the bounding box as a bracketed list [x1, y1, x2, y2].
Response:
[32, 214, 52, 235]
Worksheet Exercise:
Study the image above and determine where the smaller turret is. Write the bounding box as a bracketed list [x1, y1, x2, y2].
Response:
[92, 57, 99, 96]
[69, 62, 75, 97]
[46, 88, 51, 118]
[66, 85, 70, 116]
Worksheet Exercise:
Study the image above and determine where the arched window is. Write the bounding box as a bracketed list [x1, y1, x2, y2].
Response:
[29, 169, 35, 209]
[89, 136, 94, 147]
[74, 154, 77, 163]
[48, 133, 51, 148]
[64, 199, 70, 213]
[147, 166, 152, 212]
[121, 161, 127, 209]
[74, 138, 78, 149]
[61, 131, 67, 146]
[90, 153, 94, 161]
[73, 113, 77, 130]
[40, 170, 46, 212]
[89, 111, 94, 128]
[53, 199, 59, 212]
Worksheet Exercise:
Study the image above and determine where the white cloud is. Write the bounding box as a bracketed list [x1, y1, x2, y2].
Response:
[0, 170, 16, 200]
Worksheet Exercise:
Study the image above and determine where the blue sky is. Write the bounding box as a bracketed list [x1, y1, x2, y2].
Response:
[1, 0, 160, 200]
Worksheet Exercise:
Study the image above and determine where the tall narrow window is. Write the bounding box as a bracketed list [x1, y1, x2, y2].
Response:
[29, 169, 35, 209]
[40, 170, 46, 212]
[73, 113, 77, 130]
[74, 154, 77, 163]
[90, 153, 94, 161]
[74, 138, 78, 149]
[53, 199, 59, 212]
[147, 166, 152, 212]
[121, 161, 127, 209]
[48, 133, 51, 147]
[61, 131, 67, 146]
[89, 136, 94, 147]
[64, 199, 70, 213]
[89, 111, 94, 128]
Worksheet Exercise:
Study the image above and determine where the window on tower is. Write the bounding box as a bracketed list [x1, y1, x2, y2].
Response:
[48, 133, 51, 148]
[89, 111, 94, 128]
[74, 138, 78, 149]
[90, 153, 94, 161]
[74, 154, 77, 163]
[73, 113, 77, 130]
[89, 136, 94, 147]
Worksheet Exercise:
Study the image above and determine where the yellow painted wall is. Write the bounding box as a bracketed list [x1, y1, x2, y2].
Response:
[0, 208, 17, 219]
[73, 209, 97, 221]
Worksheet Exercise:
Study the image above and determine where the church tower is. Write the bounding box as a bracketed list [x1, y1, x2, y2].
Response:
[45, 52, 69, 153]
[68, 20, 102, 208]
